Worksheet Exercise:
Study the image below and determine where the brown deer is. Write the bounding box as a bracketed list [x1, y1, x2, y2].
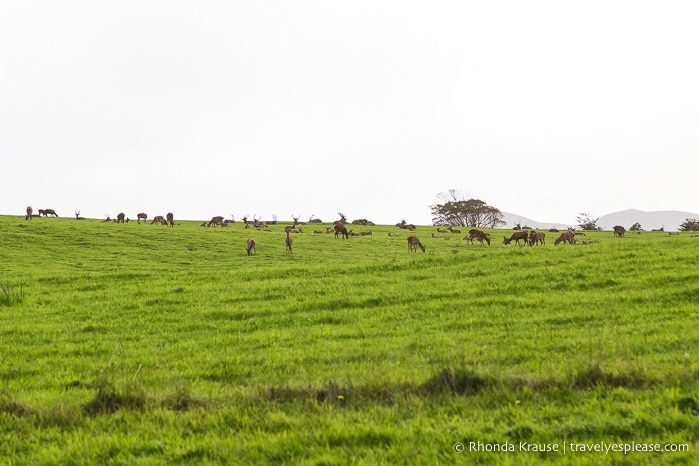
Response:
[407, 236, 425, 253]
[151, 215, 167, 225]
[136, 213, 147, 224]
[75, 211, 86, 220]
[166, 212, 174, 227]
[246, 238, 257, 256]
[26, 206, 33, 220]
[529, 231, 546, 246]
[554, 231, 576, 246]
[467, 229, 491, 246]
[503, 231, 529, 245]
[208, 216, 224, 227]
[334, 224, 349, 239]
[116, 212, 126, 224]
[448, 226, 461, 234]
[613, 225, 626, 237]
[285, 227, 293, 253]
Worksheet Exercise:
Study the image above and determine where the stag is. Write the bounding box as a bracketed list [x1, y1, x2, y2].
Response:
[26, 206, 33, 220]
[292, 215, 306, 227]
[613, 225, 626, 237]
[137, 213, 147, 224]
[503, 231, 529, 246]
[554, 231, 576, 246]
[75, 211, 86, 220]
[528, 231, 546, 246]
[467, 229, 491, 246]
[285, 227, 294, 253]
[407, 236, 426, 253]
[246, 238, 257, 256]
[166, 212, 174, 227]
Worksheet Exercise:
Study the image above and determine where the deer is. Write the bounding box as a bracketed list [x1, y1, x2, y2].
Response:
[285, 226, 294, 253]
[334, 223, 349, 239]
[116, 213, 126, 224]
[292, 215, 306, 227]
[396, 220, 416, 230]
[554, 231, 576, 246]
[613, 225, 626, 237]
[151, 215, 167, 225]
[448, 226, 461, 234]
[335, 212, 348, 225]
[466, 229, 491, 246]
[246, 238, 257, 256]
[407, 236, 426, 253]
[166, 212, 174, 227]
[308, 214, 322, 223]
[136, 213, 147, 224]
[44, 209, 58, 217]
[75, 211, 86, 220]
[503, 231, 529, 246]
[26, 206, 33, 220]
[208, 216, 224, 227]
[529, 231, 546, 246]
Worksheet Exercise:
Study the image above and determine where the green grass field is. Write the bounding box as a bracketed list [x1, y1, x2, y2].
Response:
[1, 215, 697, 464]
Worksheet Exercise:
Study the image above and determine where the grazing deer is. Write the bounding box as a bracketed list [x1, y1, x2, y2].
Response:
[166, 212, 174, 227]
[528, 231, 546, 246]
[246, 238, 257, 256]
[151, 215, 167, 225]
[116, 213, 126, 224]
[75, 211, 86, 220]
[467, 229, 491, 246]
[39, 209, 58, 217]
[503, 231, 529, 246]
[285, 227, 293, 253]
[26, 206, 33, 220]
[554, 231, 576, 246]
[334, 224, 349, 239]
[208, 216, 224, 227]
[136, 213, 147, 224]
[613, 225, 626, 237]
[407, 236, 426, 253]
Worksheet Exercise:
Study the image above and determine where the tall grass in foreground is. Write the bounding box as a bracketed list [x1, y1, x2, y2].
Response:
[0, 215, 697, 464]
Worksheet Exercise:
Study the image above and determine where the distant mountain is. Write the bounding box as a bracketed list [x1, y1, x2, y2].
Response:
[597, 209, 699, 232]
[500, 212, 575, 230]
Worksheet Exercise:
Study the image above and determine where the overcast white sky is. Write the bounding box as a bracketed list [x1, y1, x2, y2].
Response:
[2, 1, 698, 225]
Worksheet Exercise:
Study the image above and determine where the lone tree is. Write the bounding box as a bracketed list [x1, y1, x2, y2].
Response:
[629, 222, 643, 231]
[577, 211, 601, 230]
[679, 218, 699, 231]
[430, 189, 505, 228]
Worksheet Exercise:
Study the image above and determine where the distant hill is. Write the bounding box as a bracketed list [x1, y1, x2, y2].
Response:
[500, 209, 699, 232]
[597, 209, 699, 232]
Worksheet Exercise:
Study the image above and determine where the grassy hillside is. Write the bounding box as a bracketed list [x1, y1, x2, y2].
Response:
[0, 216, 697, 464]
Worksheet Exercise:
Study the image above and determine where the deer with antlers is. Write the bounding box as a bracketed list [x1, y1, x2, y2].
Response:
[75, 211, 86, 220]
[407, 236, 426, 253]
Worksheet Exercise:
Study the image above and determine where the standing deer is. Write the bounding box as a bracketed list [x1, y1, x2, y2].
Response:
[137, 213, 147, 224]
[75, 211, 86, 220]
[285, 227, 294, 253]
[26, 206, 33, 220]
[554, 231, 576, 246]
[208, 216, 224, 227]
[166, 212, 174, 227]
[613, 225, 626, 237]
[246, 238, 257, 256]
[116, 213, 126, 224]
[407, 236, 426, 253]
[467, 229, 491, 246]
[334, 223, 349, 239]
[151, 215, 167, 225]
[503, 231, 529, 245]
[528, 231, 546, 246]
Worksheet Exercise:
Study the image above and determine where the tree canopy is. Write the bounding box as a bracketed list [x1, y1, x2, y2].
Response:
[430, 190, 504, 228]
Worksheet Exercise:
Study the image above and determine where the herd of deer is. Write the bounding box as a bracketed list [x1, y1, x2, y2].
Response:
[24, 206, 631, 255]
